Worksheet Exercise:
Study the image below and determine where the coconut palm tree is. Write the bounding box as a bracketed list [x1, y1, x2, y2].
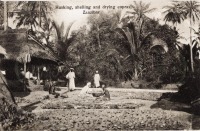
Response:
[163, 1, 200, 72]
[117, 1, 168, 80]
[12, 1, 54, 30]
[87, 12, 113, 49]
[163, 2, 186, 25]
[52, 21, 77, 62]
[183, 1, 200, 72]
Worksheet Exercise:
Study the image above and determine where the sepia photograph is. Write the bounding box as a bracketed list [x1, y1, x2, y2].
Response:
[0, 0, 200, 130]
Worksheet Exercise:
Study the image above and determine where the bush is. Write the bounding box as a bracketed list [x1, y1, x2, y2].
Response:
[0, 98, 35, 130]
[178, 72, 200, 102]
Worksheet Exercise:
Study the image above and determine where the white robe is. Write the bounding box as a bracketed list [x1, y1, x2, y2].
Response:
[94, 74, 100, 87]
[66, 71, 75, 90]
[79, 82, 91, 95]
[25, 71, 33, 79]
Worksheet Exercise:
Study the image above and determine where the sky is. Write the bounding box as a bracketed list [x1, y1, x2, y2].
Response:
[53, 0, 169, 28]
[7, 0, 200, 44]
[53, 0, 199, 44]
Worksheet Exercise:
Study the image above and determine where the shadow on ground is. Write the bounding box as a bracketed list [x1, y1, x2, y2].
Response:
[151, 92, 200, 129]
[22, 101, 41, 112]
[13, 91, 30, 98]
[192, 115, 200, 129]
[151, 92, 192, 113]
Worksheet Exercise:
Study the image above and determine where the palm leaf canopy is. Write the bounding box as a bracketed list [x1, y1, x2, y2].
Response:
[182, 1, 200, 23]
[163, 2, 186, 24]
[130, 1, 156, 20]
[150, 36, 168, 53]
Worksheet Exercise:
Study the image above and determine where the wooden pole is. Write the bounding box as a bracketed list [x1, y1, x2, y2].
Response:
[23, 62, 26, 91]
[37, 66, 40, 85]
[24, 62, 26, 75]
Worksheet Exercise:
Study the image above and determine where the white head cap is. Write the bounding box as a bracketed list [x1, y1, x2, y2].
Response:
[43, 67, 47, 71]
[87, 82, 91, 86]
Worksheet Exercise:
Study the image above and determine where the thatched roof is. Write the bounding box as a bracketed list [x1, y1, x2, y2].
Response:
[0, 29, 58, 64]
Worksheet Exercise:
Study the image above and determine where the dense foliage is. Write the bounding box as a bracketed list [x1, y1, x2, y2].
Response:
[3, 1, 200, 90]
[63, 11, 185, 86]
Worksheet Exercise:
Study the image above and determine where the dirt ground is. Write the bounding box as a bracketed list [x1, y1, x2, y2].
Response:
[13, 87, 199, 130]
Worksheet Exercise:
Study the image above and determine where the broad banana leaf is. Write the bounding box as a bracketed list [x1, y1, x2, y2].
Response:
[116, 26, 136, 55]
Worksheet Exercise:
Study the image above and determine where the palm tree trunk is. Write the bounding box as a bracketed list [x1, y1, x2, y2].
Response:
[39, 1, 41, 27]
[97, 26, 101, 49]
[152, 54, 154, 70]
[134, 61, 139, 80]
[190, 45, 194, 72]
[134, 67, 138, 80]
[3, 1, 8, 31]
[190, 18, 194, 73]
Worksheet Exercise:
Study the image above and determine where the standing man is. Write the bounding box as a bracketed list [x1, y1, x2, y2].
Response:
[66, 68, 75, 91]
[41, 67, 49, 91]
[94, 70, 100, 88]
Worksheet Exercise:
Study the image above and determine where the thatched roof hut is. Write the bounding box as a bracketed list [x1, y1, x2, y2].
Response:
[0, 29, 59, 65]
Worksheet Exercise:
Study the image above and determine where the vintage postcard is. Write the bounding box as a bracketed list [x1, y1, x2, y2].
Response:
[0, 0, 199, 130]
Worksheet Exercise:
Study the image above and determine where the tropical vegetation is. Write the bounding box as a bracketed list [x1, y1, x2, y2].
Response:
[1, 1, 200, 88]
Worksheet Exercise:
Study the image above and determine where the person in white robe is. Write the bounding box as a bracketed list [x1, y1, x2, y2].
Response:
[94, 71, 100, 88]
[79, 82, 92, 96]
[25, 71, 33, 79]
[66, 68, 75, 91]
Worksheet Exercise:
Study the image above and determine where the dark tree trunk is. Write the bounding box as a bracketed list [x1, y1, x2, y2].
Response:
[0, 72, 16, 104]
[3, 1, 8, 31]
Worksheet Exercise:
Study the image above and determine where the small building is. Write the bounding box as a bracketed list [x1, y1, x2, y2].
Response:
[0, 29, 60, 91]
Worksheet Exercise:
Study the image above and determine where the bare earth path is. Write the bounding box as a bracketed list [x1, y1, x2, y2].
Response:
[13, 87, 196, 130]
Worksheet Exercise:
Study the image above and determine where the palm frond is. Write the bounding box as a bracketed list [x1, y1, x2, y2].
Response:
[64, 21, 75, 43]
[52, 20, 62, 40]
[150, 37, 168, 53]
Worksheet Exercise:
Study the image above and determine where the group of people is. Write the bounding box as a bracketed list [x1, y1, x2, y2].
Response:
[79, 81, 110, 100]
[66, 69, 110, 100]
[20, 66, 109, 100]
[66, 70, 102, 90]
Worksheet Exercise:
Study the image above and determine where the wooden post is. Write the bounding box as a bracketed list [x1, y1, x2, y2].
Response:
[37, 66, 40, 85]
[23, 62, 26, 91]
[24, 62, 26, 75]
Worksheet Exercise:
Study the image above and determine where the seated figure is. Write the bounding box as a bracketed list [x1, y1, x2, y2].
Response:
[92, 82, 110, 100]
[79, 82, 92, 96]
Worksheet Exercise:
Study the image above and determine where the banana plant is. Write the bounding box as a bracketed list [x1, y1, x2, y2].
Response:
[116, 2, 168, 80]
[163, 1, 200, 72]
